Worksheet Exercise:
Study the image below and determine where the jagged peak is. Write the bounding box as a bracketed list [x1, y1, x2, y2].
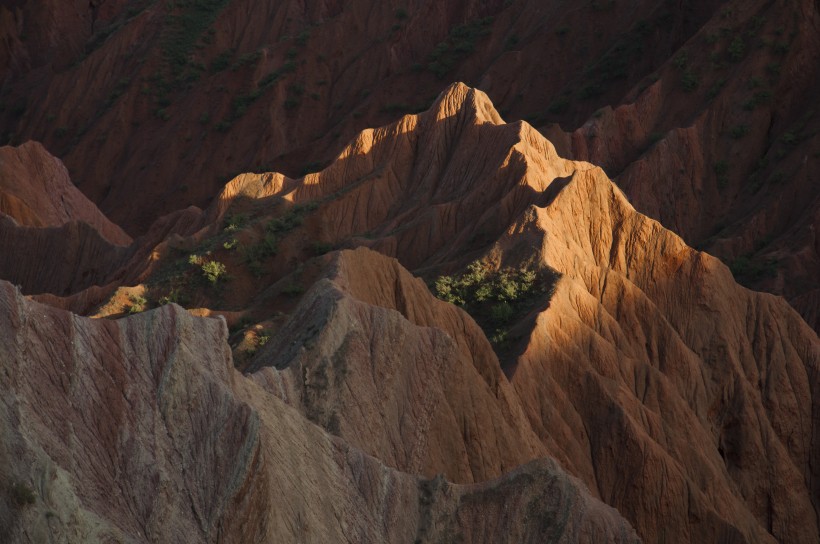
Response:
[426, 82, 505, 125]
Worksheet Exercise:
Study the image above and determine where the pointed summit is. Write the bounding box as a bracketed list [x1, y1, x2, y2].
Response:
[426, 82, 505, 125]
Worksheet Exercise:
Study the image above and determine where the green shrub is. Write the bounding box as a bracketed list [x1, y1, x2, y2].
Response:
[713, 160, 729, 188]
[295, 29, 311, 45]
[202, 260, 227, 283]
[127, 294, 148, 314]
[232, 50, 262, 70]
[224, 213, 249, 232]
[728, 36, 745, 61]
[490, 302, 514, 324]
[210, 49, 233, 72]
[729, 255, 778, 283]
[9, 482, 36, 508]
[433, 260, 560, 349]
[706, 78, 726, 99]
[282, 283, 304, 297]
[743, 89, 772, 110]
[427, 17, 494, 78]
[729, 124, 749, 139]
[158, 288, 184, 306]
[681, 69, 699, 91]
[781, 132, 799, 146]
[311, 241, 333, 255]
[547, 96, 570, 114]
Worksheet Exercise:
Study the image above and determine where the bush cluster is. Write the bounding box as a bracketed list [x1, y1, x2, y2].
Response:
[434, 260, 560, 349]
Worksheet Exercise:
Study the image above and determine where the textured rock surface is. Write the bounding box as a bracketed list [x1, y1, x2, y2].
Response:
[561, 0, 820, 328]
[206, 84, 820, 543]
[0, 0, 720, 234]
[249, 247, 546, 484]
[0, 43, 817, 543]
[0, 141, 208, 301]
[0, 141, 130, 245]
[0, 280, 639, 543]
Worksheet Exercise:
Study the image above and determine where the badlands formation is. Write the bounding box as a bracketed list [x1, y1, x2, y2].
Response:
[1, 0, 818, 327]
[0, 83, 817, 543]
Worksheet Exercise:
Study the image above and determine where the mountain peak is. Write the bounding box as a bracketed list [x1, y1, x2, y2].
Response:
[428, 82, 505, 125]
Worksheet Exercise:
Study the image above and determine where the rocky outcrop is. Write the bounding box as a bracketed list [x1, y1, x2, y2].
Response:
[0, 280, 639, 543]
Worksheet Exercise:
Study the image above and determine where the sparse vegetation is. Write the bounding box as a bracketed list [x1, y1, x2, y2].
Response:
[729, 124, 749, 139]
[681, 69, 699, 92]
[127, 294, 148, 314]
[158, 288, 185, 306]
[231, 50, 262, 71]
[714, 160, 729, 188]
[578, 18, 653, 98]
[780, 131, 799, 146]
[295, 29, 311, 46]
[434, 260, 560, 350]
[743, 90, 772, 110]
[427, 17, 494, 78]
[201, 260, 227, 284]
[310, 241, 333, 255]
[210, 49, 233, 72]
[242, 234, 277, 276]
[162, 0, 231, 74]
[729, 255, 778, 283]
[547, 95, 570, 115]
[706, 78, 726, 99]
[728, 36, 745, 61]
[282, 283, 304, 297]
[8, 482, 36, 508]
